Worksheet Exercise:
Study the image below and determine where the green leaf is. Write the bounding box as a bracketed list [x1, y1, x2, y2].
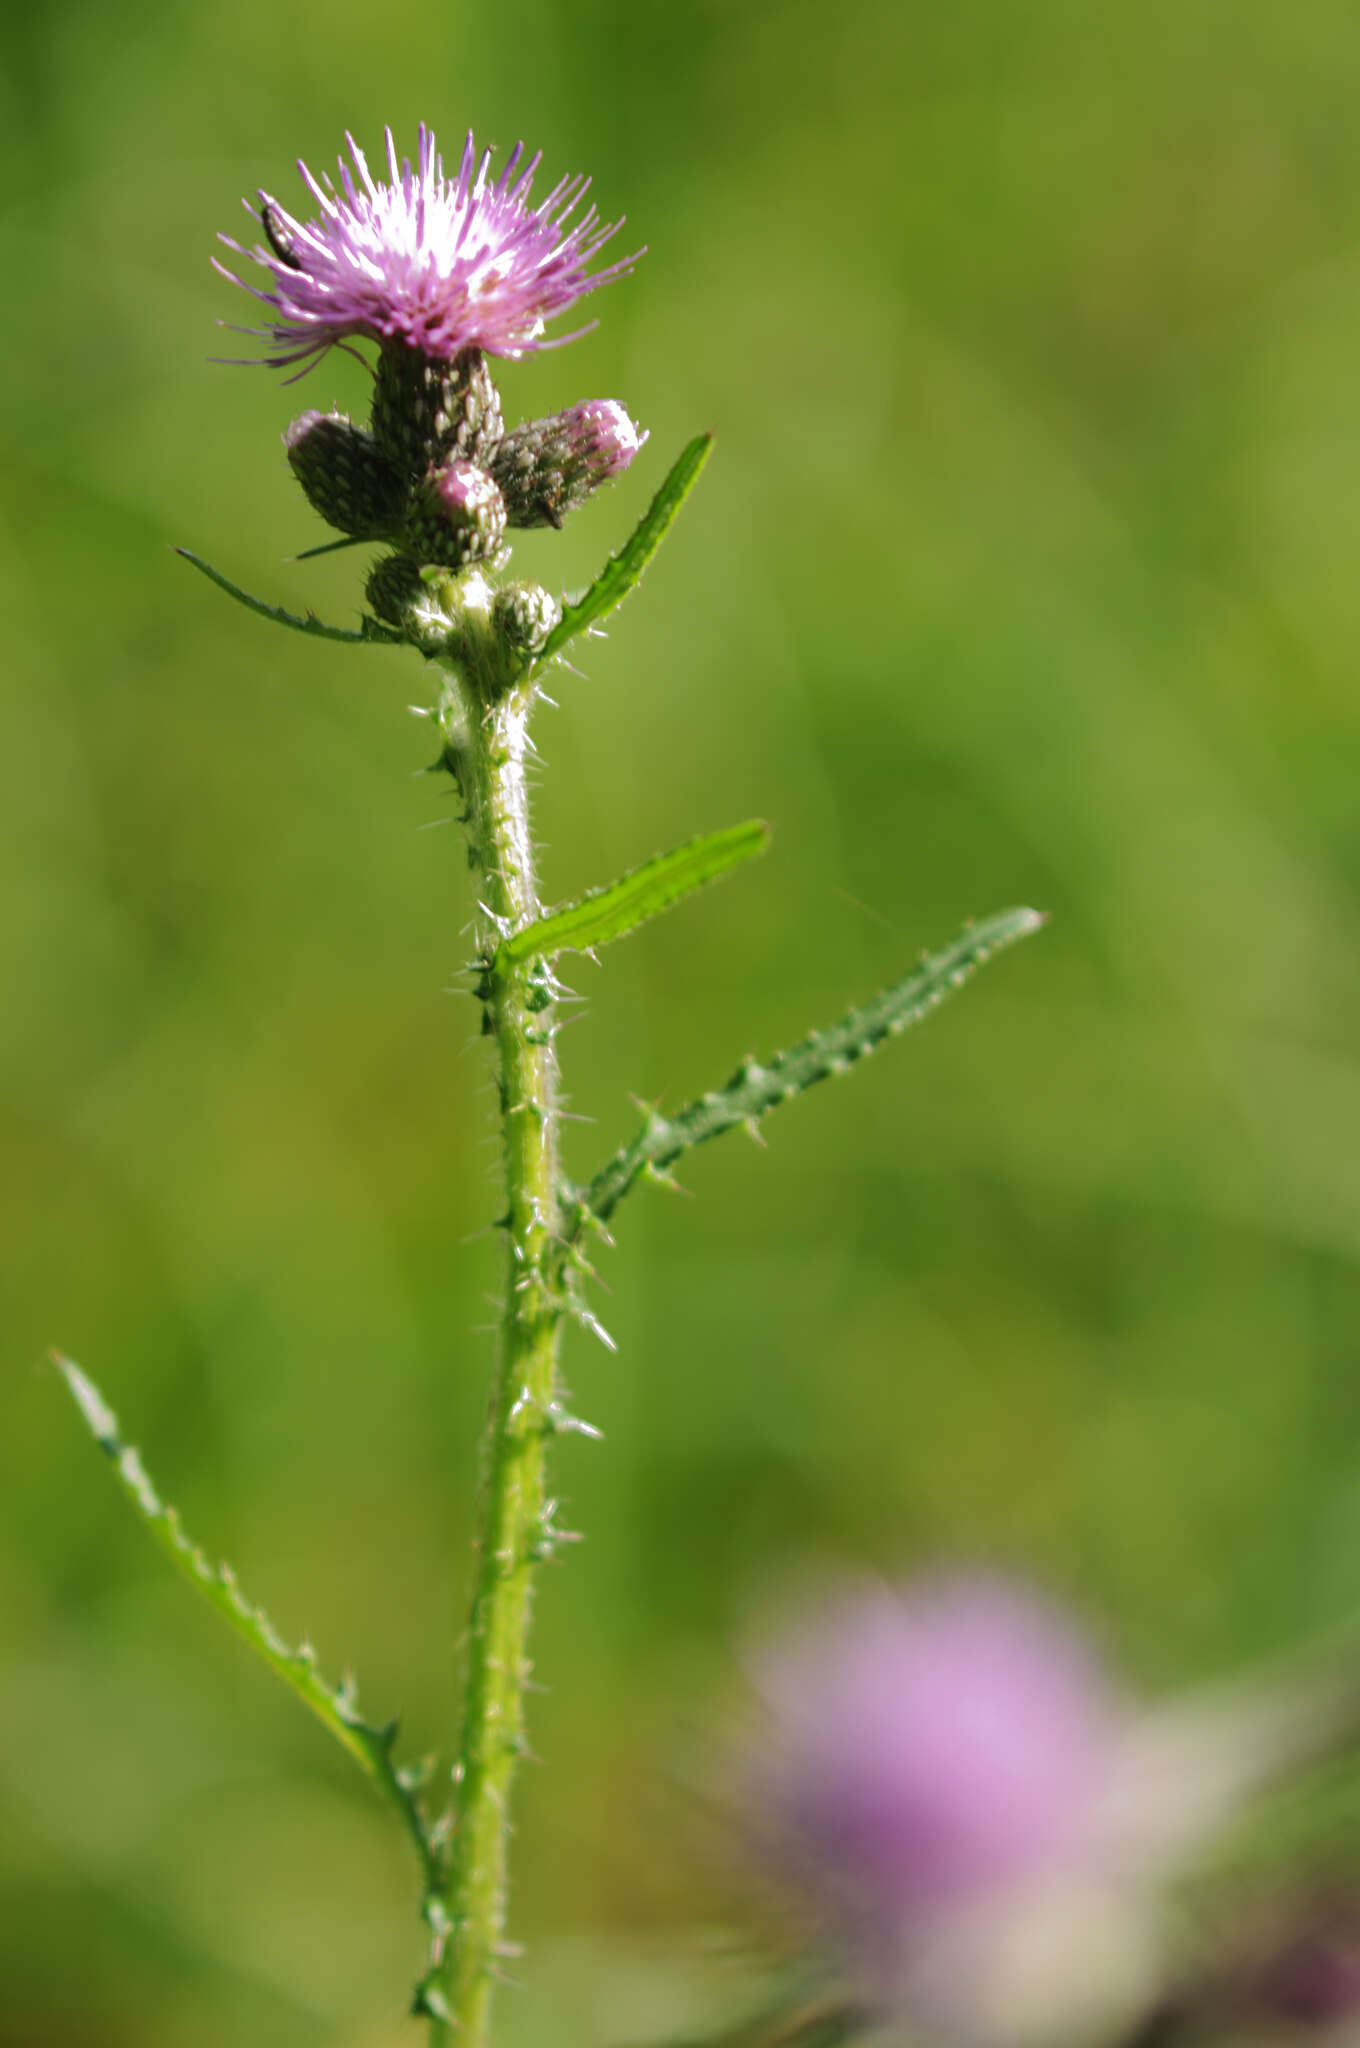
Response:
[292, 534, 372, 562]
[499, 818, 769, 967]
[175, 548, 404, 645]
[536, 432, 713, 666]
[54, 1353, 441, 1887]
[565, 906, 1044, 1234]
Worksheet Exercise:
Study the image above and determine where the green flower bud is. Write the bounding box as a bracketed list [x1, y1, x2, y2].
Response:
[365, 553, 426, 629]
[284, 412, 406, 538]
[490, 400, 646, 529]
[492, 583, 562, 661]
[402, 461, 507, 570]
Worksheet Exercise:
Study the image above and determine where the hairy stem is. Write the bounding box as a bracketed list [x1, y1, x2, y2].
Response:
[423, 584, 568, 2043]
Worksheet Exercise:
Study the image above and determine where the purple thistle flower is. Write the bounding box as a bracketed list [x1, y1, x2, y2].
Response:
[216, 126, 641, 374]
[745, 1576, 1119, 1966]
[736, 1574, 1169, 2047]
[733, 1573, 1360, 2047]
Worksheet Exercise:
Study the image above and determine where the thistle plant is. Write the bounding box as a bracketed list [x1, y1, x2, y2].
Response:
[55, 125, 1045, 2045]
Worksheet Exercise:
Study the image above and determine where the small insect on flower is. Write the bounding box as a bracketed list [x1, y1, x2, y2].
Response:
[259, 197, 303, 272]
[216, 126, 643, 374]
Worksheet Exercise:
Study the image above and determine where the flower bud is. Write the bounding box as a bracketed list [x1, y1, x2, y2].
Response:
[492, 582, 562, 661]
[403, 460, 507, 569]
[284, 411, 406, 538]
[365, 553, 426, 629]
[490, 399, 646, 529]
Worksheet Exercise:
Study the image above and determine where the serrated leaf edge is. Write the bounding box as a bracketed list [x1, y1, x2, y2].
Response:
[175, 548, 403, 646]
[54, 1353, 442, 1887]
[499, 817, 769, 966]
[535, 432, 713, 667]
[563, 905, 1044, 1238]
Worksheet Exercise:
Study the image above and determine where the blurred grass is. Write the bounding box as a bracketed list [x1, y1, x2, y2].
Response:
[5, 0, 1360, 2041]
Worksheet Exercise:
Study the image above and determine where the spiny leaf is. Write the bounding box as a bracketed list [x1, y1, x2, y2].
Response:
[499, 818, 769, 967]
[566, 906, 1044, 1234]
[54, 1353, 441, 1886]
[175, 548, 404, 645]
[536, 432, 713, 666]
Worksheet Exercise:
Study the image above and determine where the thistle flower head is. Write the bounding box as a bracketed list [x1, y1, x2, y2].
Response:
[217, 125, 641, 373]
[746, 1576, 1118, 1946]
[737, 1573, 1357, 2047]
[737, 1574, 1148, 2046]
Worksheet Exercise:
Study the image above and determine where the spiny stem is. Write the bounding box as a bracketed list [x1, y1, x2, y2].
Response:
[422, 582, 568, 2044]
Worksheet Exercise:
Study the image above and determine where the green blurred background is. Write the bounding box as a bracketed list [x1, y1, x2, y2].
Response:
[6, 0, 1360, 2040]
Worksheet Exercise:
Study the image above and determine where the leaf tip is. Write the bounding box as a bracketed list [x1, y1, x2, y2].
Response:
[52, 1352, 118, 1446]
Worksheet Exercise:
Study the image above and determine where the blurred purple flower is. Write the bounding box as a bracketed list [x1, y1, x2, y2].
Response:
[216, 126, 641, 373]
[737, 1573, 1356, 2047]
[746, 1576, 1119, 1969]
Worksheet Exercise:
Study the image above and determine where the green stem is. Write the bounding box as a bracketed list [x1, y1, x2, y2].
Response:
[423, 576, 568, 2044]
